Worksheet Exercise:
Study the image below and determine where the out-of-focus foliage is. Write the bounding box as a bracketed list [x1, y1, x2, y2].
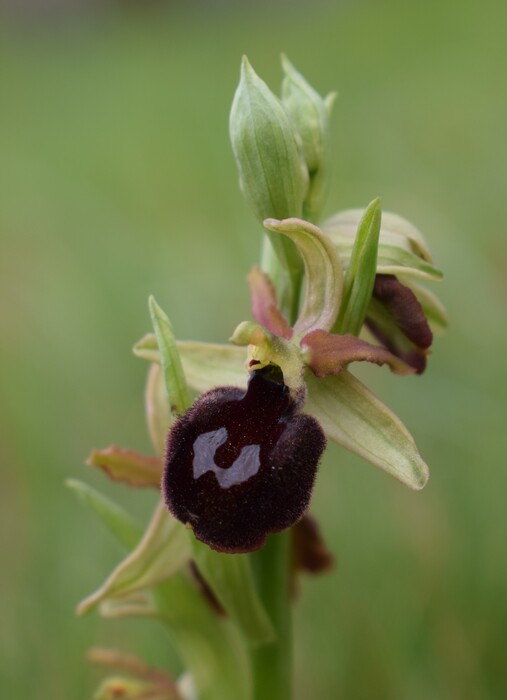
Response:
[1, 1, 506, 698]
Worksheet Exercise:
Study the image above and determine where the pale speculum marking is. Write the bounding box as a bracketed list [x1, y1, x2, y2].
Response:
[192, 427, 261, 489]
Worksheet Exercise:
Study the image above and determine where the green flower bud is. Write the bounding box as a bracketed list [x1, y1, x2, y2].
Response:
[230, 56, 311, 320]
[230, 56, 309, 224]
[281, 55, 336, 221]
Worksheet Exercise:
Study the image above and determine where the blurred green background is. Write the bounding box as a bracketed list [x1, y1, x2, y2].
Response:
[1, 0, 506, 698]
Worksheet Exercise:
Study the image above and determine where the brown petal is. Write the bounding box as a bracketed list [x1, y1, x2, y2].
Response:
[301, 329, 414, 377]
[87, 447, 163, 488]
[247, 265, 293, 339]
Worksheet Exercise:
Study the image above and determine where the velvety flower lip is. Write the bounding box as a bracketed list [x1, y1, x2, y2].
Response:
[163, 365, 326, 553]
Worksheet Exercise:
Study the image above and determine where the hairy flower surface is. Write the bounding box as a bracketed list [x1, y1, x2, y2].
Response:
[163, 365, 325, 553]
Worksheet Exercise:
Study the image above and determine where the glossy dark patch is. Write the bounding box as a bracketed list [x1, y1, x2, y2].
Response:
[163, 365, 326, 553]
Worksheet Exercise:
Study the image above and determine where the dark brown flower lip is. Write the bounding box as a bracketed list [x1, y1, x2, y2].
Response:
[372, 274, 433, 349]
[366, 274, 433, 374]
[162, 365, 326, 553]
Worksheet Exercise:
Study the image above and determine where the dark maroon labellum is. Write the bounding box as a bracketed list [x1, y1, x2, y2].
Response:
[162, 365, 326, 553]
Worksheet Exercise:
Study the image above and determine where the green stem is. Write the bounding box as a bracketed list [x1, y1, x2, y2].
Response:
[253, 231, 300, 700]
[251, 531, 292, 700]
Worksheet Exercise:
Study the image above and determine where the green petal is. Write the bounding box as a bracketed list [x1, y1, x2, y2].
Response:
[149, 296, 192, 415]
[66, 479, 142, 550]
[304, 370, 429, 489]
[77, 501, 191, 615]
[334, 198, 381, 335]
[264, 217, 343, 335]
[191, 540, 274, 646]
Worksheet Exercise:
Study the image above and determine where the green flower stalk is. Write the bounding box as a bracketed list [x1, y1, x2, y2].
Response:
[70, 55, 447, 700]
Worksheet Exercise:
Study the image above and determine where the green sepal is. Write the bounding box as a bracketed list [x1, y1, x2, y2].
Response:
[324, 208, 442, 281]
[324, 208, 433, 260]
[134, 334, 248, 393]
[281, 54, 334, 221]
[191, 539, 275, 646]
[66, 479, 142, 550]
[304, 369, 429, 489]
[334, 198, 382, 335]
[149, 296, 192, 415]
[264, 218, 343, 336]
[99, 590, 158, 619]
[145, 363, 173, 456]
[77, 501, 191, 616]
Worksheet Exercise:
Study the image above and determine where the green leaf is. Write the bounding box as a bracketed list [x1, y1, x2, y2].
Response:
[135, 334, 248, 394]
[66, 479, 142, 550]
[149, 296, 192, 415]
[334, 198, 382, 335]
[86, 446, 162, 488]
[304, 369, 429, 489]
[77, 501, 191, 615]
[191, 540, 275, 646]
[264, 217, 343, 336]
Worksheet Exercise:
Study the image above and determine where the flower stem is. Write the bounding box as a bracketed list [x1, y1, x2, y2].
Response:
[251, 530, 292, 700]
